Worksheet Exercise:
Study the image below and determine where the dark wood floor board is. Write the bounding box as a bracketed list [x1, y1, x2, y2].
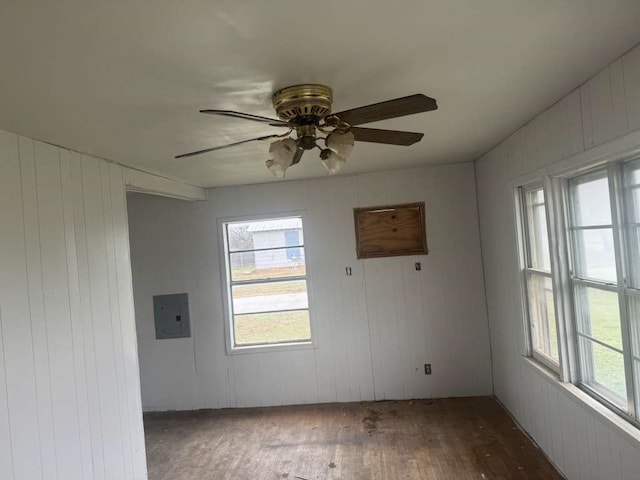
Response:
[144, 396, 563, 480]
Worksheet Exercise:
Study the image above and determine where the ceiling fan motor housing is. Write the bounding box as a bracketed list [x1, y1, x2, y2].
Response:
[272, 84, 333, 121]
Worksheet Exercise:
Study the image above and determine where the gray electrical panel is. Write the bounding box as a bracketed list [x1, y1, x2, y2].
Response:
[153, 293, 191, 339]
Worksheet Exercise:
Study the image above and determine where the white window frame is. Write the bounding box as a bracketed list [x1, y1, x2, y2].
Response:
[515, 151, 640, 428]
[564, 163, 637, 420]
[218, 211, 316, 355]
[517, 182, 561, 372]
[511, 132, 640, 433]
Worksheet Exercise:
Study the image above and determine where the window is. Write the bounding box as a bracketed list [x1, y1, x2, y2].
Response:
[520, 186, 559, 367]
[518, 158, 640, 426]
[567, 169, 630, 410]
[625, 160, 640, 416]
[222, 215, 312, 350]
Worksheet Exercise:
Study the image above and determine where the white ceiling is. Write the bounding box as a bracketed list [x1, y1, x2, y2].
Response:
[1, 1, 640, 187]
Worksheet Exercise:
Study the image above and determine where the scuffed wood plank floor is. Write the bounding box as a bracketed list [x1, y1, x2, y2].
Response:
[143, 396, 563, 480]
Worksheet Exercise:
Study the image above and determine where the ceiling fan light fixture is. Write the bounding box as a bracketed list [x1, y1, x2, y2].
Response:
[265, 159, 288, 178]
[269, 138, 297, 165]
[320, 149, 346, 175]
[178, 85, 438, 180]
[266, 138, 298, 178]
[326, 130, 355, 159]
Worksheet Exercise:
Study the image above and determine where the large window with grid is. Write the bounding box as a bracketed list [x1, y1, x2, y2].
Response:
[567, 161, 640, 416]
[521, 186, 559, 368]
[221, 214, 312, 351]
[518, 158, 640, 425]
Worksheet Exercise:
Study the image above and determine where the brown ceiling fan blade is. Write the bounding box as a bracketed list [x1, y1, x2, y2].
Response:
[175, 134, 282, 158]
[351, 127, 424, 146]
[200, 109, 290, 127]
[333, 94, 437, 126]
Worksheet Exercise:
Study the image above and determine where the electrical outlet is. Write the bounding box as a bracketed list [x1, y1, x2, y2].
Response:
[424, 363, 432, 375]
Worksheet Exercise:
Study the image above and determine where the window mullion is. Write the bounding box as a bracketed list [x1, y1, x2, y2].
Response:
[608, 163, 636, 417]
[516, 187, 535, 357]
[549, 176, 579, 382]
[524, 268, 552, 277]
[231, 275, 307, 287]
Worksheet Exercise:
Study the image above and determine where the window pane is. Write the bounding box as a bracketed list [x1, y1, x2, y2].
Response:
[227, 223, 256, 252]
[232, 280, 308, 314]
[225, 214, 312, 349]
[635, 360, 640, 414]
[572, 228, 617, 282]
[629, 294, 640, 360]
[579, 338, 627, 407]
[234, 310, 311, 346]
[626, 226, 640, 288]
[527, 273, 558, 362]
[627, 187, 640, 223]
[624, 159, 640, 188]
[575, 286, 622, 349]
[526, 188, 551, 270]
[571, 174, 612, 226]
[528, 188, 544, 205]
[230, 249, 306, 281]
[228, 218, 304, 252]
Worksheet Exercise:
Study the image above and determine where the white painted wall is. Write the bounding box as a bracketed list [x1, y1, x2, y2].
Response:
[476, 43, 640, 478]
[127, 162, 492, 411]
[0, 130, 147, 480]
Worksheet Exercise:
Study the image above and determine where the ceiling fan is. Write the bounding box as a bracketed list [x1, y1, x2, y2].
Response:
[176, 84, 438, 177]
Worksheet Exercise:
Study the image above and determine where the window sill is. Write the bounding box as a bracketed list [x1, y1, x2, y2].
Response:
[227, 340, 316, 356]
[521, 356, 640, 446]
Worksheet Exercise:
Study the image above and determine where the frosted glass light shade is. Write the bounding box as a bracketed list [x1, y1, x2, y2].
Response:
[321, 150, 346, 175]
[266, 138, 297, 178]
[326, 131, 355, 158]
[269, 138, 297, 166]
[265, 159, 287, 178]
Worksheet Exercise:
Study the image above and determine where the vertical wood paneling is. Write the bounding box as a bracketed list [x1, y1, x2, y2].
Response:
[0, 129, 147, 479]
[558, 394, 579, 479]
[0, 131, 41, 480]
[546, 102, 565, 165]
[584, 66, 617, 147]
[548, 387, 564, 469]
[534, 110, 553, 170]
[20, 139, 55, 480]
[129, 163, 491, 411]
[620, 439, 640, 480]
[610, 59, 629, 138]
[71, 154, 107, 480]
[623, 44, 640, 132]
[108, 164, 147, 479]
[0, 307, 13, 479]
[561, 90, 585, 159]
[100, 162, 133, 479]
[608, 429, 623, 480]
[594, 419, 615, 479]
[580, 80, 595, 150]
[83, 157, 126, 480]
[477, 41, 640, 480]
[60, 150, 93, 480]
[35, 142, 83, 480]
[364, 259, 406, 400]
[400, 261, 429, 400]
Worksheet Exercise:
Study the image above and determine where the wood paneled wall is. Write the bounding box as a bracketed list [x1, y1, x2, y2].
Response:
[476, 43, 640, 478]
[127, 163, 492, 411]
[0, 131, 147, 480]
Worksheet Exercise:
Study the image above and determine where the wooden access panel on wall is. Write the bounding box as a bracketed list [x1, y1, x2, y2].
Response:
[354, 202, 428, 258]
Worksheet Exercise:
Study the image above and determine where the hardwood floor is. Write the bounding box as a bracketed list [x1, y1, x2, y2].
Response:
[143, 396, 563, 480]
